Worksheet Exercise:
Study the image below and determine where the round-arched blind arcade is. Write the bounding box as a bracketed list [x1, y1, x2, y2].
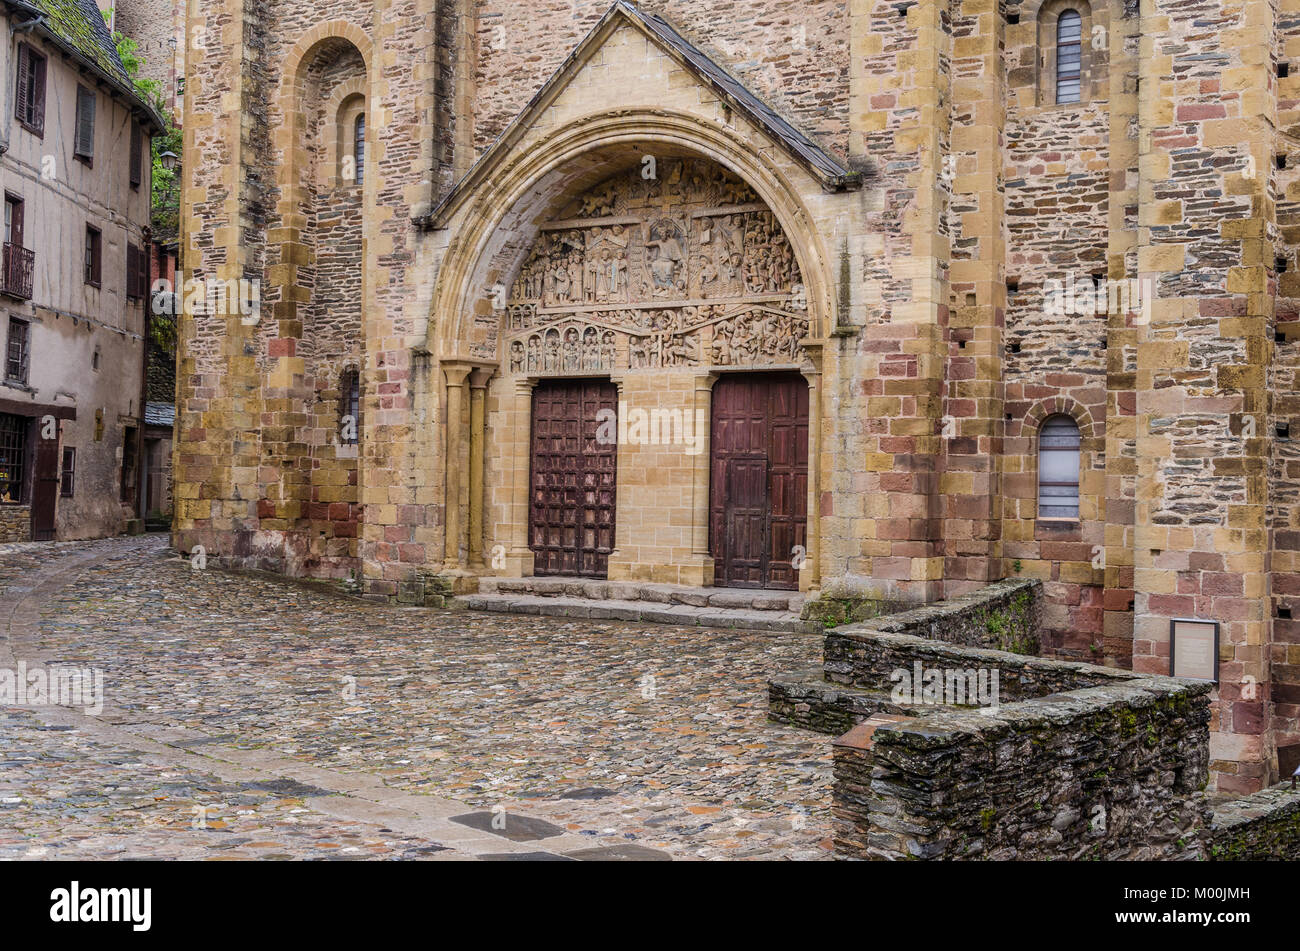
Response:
[500, 157, 810, 376]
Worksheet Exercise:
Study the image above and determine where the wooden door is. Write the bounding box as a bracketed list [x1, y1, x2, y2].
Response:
[529, 379, 617, 577]
[30, 420, 59, 541]
[710, 374, 808, 589]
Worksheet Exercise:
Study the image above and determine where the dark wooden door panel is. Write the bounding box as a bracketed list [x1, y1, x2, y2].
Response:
[710, 373, 809, 590]
[31, 421, 58, 541]
[530, 379, 617, 577]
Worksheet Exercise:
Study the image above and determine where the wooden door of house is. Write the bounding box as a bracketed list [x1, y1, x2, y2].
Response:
[30, 421, 59, 541]
[529, 379, 618, 577]
[710, 374, 808, 589]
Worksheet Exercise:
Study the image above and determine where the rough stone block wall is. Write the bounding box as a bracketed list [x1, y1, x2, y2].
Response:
[855, 678, 1214, 860]
[830, 578, 1044, 654]
[0, 506, 31, 544]
[1208, 783, 1300, 859]
[823, 623, 1138, 702]
[473, 0, 850, 159]
[1270, 0, 1300, 791]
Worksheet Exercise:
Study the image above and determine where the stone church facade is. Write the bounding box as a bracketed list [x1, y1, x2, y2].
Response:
[177, 0, 1296, 794]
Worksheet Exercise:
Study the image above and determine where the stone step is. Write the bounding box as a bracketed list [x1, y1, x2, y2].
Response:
[476, 577, 805, 613]
[453, 593, 820, 634]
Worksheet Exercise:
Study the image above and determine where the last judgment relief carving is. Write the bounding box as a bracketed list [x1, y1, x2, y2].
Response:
[491, 158, 809, 375]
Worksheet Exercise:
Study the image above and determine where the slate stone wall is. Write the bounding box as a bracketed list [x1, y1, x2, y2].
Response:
[0, 506, 31, 544]
[1208, 784, 1300, 860]
[839, 676, 1215, 860]
[831, 578, 1044, 655]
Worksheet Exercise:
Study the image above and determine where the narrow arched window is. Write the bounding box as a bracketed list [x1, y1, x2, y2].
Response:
[353, 114, 365, 186]
[1039, 415, 1081, 519]
[340, 370, 360, 446]
[1056, 10, 1083, 104]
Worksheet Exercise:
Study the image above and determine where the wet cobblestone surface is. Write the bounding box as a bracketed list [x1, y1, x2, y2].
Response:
[0, 536, 833, 860]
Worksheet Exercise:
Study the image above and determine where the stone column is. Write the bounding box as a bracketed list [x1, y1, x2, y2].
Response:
[801, 357, 823, 593]
[468, 367, 494, 569]
[506, 378, 536, 576]
[442, 363, 472, 571]
[941, 0, 1006, 596]
[844, 0, 949, 606]
[687, 372, 717, 587]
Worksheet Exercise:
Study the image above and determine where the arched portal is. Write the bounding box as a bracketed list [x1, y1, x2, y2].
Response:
[432, 131, 827, 592]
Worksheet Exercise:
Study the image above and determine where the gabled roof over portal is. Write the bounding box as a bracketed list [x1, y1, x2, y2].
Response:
[420, 0, 859, 229]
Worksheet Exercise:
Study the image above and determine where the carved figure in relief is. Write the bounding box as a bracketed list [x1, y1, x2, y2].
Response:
[630, 335, 658, 369]
[664, 334, 697, 367]
[544, 330, 561, 372]
[526, 336, 541, 373]
[563, 328, 581, 371]
[510, 340, 524, 373]
[582, 327, 600, 369]
[601, 331, 617, 369]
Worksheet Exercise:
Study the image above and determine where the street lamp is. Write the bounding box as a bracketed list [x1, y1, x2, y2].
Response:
[159, 151, 179, 172]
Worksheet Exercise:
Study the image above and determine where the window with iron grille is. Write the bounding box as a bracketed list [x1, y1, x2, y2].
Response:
[340, 369, 360, 445]
[6, 318, 29, 385]
[0, 413, 28, 503]
[354, 114, 366, 186]
[1056, 10, 1083, 104]
[60, 447, 75, 498]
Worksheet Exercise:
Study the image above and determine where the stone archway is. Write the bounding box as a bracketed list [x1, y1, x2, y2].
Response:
[429, 117, 831, 592]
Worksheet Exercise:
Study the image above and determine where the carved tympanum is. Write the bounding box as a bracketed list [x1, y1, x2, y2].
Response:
[500, 158, 808, 375]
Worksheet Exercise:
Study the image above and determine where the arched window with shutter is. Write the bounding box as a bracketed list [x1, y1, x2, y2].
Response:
[1056, 10, 1083, 103]
[1038, 415, 1081, 520]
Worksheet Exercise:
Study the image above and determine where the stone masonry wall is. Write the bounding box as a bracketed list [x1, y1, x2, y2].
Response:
[1208, 782, 1300, 859]
[0, 506, 31, 544]
[473, 0, 850, 159]
[830, 578, 1043, 654]
[839, 675, 1215, 859]
[824, 622, 1135, 703]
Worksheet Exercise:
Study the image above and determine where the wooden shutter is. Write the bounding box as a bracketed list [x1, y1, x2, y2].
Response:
[14, 46, 30, 127]
[75, 87, 95, 160]
[130, 124, 143, 188]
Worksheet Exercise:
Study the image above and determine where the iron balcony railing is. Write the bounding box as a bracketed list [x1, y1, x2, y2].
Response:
[1, 243, 34, 300]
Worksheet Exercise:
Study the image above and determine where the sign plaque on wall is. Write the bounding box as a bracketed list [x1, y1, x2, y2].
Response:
[1169, 619, 1220, 682]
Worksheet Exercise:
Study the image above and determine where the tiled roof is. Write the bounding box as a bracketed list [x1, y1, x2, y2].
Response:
[5, 0, 164, 130]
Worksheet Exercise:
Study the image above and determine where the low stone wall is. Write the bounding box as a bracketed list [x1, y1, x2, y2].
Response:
[1208, 783, 1300, 860]
[0, 504, 31, 543]
[769, 671, 923, 735]
[823, 625, 1134, 703]
[834, 579, 1042, 653]
[838, 677, 1215, 860]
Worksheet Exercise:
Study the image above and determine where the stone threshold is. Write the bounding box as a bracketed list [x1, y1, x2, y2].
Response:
[479, 576, 806, 612]
[456, 581, 821, 634]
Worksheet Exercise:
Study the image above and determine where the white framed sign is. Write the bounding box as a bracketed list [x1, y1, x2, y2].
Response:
[1170, 618, 1219, 682]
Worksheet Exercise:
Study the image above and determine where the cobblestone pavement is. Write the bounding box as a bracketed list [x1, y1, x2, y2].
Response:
[0, 536, 833, 861]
